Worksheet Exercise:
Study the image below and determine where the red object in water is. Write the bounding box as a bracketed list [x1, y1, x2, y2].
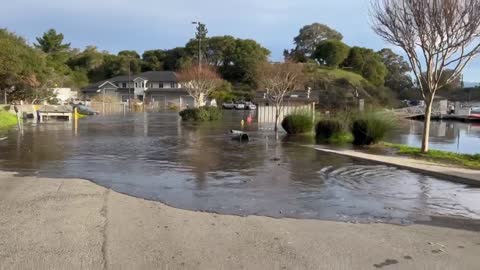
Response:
[246, 115, 253, 124]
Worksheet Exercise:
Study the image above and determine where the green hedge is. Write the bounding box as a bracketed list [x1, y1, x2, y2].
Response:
[281, 113, 314, 135]
[179, 106, 222, 122]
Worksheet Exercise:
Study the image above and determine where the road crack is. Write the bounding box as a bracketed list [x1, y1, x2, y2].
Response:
[100, 189, 110, 270]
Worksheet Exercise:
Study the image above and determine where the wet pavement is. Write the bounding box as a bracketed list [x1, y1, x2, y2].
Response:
[0, 111, 479, 224]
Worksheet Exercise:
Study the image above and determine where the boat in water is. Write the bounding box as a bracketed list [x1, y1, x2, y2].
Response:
[73, 104, 99, 115]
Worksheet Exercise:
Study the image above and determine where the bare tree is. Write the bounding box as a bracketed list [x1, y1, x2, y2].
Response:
[371, 0, 480, 152]
[178, 64, 222, 108]
[256, 62, 305, 139]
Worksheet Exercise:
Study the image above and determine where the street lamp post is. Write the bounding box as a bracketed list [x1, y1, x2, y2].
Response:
[192, 21, 202, 70]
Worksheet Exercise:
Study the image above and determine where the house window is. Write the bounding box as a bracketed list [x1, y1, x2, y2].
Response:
[159, 83, 164, 89]
[122, 82, 127, 88]
[135, 82, 138, 88]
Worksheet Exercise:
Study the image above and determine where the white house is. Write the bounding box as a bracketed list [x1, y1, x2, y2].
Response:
[81, 71, 195, 108]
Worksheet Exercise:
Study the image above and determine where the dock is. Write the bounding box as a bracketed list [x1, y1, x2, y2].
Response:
[394, 100, 480, 122]
[37, 105, 73, 122]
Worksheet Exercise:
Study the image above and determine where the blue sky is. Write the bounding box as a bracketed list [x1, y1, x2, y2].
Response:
[1, 0, 479, 82]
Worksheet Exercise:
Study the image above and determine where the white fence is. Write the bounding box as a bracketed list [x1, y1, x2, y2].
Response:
[258, 104, 315, 123]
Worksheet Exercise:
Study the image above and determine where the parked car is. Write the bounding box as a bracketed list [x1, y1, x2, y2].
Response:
[222, 102, 235, 110]
[245, 102, 257, 110]
[234, 103, 246, 110]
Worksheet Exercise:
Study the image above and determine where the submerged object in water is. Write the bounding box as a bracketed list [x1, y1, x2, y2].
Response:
[232, 133, 249, 142]
[230, 130, 249, 142]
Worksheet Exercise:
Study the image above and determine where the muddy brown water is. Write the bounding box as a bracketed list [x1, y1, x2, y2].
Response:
[0, 111, 479, 225]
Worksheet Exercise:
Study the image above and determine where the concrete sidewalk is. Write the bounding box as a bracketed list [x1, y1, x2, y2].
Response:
[1, 172, 479, 269]
[314, 147, 480, 186]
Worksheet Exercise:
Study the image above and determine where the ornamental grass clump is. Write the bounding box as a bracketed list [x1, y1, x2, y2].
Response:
[351, 112, 395, 145]
[281, 112, 314, 135]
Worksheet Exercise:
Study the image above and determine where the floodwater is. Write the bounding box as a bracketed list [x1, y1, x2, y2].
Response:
[387, 119, 480, 155]
[0, 112, 479, 225]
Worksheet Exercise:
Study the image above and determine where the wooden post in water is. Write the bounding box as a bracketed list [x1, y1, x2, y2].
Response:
[74, 107, 78, 135]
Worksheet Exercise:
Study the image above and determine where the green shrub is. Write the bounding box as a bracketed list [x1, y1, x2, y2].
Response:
[179, 106, 222, 122]
[315, 118, 353, 144]
[167, 103, 180, 111]
[351, 112, 395, 145]
[203, 106, 222, 120]
[315, 119, 344, 140]
[281, 113, 314, 135]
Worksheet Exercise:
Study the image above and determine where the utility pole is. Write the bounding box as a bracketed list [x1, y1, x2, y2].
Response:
[192, 21, 203, 70]
[128, 61, 132, 109]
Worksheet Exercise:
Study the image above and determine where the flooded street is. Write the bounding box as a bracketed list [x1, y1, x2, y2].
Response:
[0, 112, 479, 224]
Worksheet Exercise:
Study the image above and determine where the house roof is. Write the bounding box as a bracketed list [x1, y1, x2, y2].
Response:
[138, 71, 177, 82]
[254, 90, 318, 103]
[146, 88, 189, 94]
[254, 90, 319, 99]
[81, 71, 178, 92]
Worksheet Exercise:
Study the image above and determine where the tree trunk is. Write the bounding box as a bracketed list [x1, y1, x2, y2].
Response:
[193, 94, 201, 108]
[421, 97, 434, 153]
[198, 93, 204, 107]
[274, 106, 280, 140]
[274, 113, 279, 140]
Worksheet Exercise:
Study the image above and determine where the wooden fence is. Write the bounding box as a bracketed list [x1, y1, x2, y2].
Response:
[90, 102, 127, 115]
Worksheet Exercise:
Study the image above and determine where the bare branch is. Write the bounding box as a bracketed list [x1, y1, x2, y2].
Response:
[178, 64, 222, 107]
[255, 61, 306, 134]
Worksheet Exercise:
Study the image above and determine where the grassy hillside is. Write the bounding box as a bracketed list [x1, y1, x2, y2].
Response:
[308, 67, 398, 109]
[313, 68, 369, 87]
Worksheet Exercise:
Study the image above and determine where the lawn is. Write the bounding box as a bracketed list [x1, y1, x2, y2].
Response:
[0, 109, 17, 130]
[384, 143, 480, 170]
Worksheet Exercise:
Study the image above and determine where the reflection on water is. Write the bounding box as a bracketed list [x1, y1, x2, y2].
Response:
[0, 112, 479, 224]
[387, 120, 480, 154]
